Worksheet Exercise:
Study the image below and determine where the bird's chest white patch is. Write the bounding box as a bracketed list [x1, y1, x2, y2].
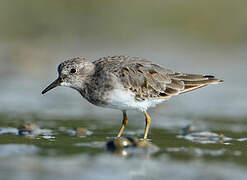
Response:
[105, 88, 167, 111]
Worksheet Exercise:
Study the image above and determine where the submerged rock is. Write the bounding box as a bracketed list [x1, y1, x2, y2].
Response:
[17, 123, 53, 139]
[106, 137, 159, 157]
[61, 127, 93, 137]
[18, 123, 39, 135]
[75, 127, 92, 137]
[180, 124, 197, 136]
[178, 124, 232, 144]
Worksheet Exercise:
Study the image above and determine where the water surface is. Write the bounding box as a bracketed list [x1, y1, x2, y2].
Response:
[0, 113, 247, 180]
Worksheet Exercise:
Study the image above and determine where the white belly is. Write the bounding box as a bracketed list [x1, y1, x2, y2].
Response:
[105, 88, 168, 111]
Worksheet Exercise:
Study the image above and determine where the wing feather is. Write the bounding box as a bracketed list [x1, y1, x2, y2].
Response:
[104, 56, 223, 101]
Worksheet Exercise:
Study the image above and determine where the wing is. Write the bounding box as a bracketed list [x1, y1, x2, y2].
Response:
[119, 59, 222, 101]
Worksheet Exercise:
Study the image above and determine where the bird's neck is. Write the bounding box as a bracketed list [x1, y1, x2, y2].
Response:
[75, 71, 95, 99]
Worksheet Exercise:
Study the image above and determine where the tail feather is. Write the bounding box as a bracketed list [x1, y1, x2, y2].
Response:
[173, 73, 223, 94]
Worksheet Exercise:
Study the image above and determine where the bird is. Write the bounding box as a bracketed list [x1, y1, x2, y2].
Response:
[42, 56, 223, 139]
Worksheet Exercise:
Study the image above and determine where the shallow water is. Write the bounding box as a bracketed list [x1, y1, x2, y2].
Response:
[0, 114, 247, 180]
[0, 47, 247, 179]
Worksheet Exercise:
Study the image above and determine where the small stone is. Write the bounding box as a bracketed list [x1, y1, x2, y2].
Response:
[106, 137, 159, 157]
[75, 127, 88, 137]
[18, 123, 38, 136]
[136, 140, 148, 148]
[106, 137, 134, 152]
[180, 124, 195, 135]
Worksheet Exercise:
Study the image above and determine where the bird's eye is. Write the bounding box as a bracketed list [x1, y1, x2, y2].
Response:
[70, 68, 76, 74]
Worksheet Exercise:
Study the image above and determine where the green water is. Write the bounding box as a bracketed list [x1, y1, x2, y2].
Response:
[1, 114, 247, 162]
[1, 114, 247, 179]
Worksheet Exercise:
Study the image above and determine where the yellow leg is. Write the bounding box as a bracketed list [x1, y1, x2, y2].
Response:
[117, 111, 128, 137]
[144, 111, 151, 139]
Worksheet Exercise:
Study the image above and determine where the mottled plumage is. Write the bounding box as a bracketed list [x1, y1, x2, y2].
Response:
[42, 56, 223, 139]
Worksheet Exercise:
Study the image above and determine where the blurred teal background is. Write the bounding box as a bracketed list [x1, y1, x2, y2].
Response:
[0, 1, 247, 180]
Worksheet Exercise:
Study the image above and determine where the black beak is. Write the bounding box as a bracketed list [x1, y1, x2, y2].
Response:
[42, 78, 61, 94]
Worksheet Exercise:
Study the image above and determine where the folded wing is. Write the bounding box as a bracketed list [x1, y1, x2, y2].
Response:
[120, 60, 222, 100]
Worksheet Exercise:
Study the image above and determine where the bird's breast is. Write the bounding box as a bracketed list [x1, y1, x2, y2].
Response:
[105, 88, 167, 111]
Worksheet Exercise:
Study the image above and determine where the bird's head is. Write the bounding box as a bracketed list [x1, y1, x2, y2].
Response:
[42, 57, 95, 94]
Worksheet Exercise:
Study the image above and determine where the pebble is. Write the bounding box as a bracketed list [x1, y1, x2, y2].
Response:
[106, 137, 159, 157]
